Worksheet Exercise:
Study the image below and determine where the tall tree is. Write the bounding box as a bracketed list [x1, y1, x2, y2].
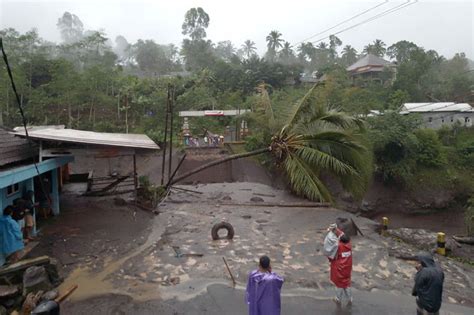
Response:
[181, 7, 210, 41]
[341, 45, 358, 66]
[328, 35, 342, 60]
[278, 41, 295, 64]
[57, 12, 84, 44]
[265, 30, 284, 62]
[215, 41, 236, 62]
[387, 40, 419, 63]
[242, 40, 257, 59]
[363, 39, 386, 57]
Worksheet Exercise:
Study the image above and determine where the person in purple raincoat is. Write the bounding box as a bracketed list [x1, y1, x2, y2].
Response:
[245, 255, 284, 315]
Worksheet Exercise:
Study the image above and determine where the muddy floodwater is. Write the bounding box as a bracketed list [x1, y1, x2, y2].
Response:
[372, 207, 467, 235]
[28, 182, 474, 315]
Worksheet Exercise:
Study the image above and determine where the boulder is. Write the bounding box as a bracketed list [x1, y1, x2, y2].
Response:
[22, 266, 52, 296]
[0, 285, 19, 299]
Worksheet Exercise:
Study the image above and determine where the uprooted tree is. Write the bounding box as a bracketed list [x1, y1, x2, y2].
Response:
[170, 83, 372, 203]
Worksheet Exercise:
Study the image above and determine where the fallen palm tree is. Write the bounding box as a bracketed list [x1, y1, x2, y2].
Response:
[169, 83, 372, 203]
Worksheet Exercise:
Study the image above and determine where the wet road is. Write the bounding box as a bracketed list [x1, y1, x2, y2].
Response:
[63, 283, 474, 315]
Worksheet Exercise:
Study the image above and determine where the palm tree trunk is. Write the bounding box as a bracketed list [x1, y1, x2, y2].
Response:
[170, 147, 270, 185]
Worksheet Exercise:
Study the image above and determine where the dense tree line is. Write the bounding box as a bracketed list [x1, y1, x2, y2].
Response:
[0, 7, 473, 138]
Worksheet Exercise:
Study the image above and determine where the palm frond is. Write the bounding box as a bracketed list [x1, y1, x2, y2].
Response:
[284, 82, 321, 131]
[295, 146, 358, 176]
[284, 152, 333, 202]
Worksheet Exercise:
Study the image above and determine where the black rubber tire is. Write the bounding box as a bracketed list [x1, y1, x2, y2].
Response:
[211, 222, 235, 240]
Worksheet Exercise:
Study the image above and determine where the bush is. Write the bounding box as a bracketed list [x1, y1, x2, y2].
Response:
[414, 129, 445, 167]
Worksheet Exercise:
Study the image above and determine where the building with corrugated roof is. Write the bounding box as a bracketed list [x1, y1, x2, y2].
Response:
[400, 102, 474, 128]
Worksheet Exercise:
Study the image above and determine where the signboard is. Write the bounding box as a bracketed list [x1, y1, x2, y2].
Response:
[204, 110, 225, 116]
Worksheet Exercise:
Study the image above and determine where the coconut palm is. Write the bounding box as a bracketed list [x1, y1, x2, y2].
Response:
[279, 41, 295, 64]
[242, 40, 257, 59]
[171, 84, 371, 202]
[341, 45, 358, 66]
[265, 30, 284, 62]
[266, 30, 284, 51]
[363, 39, 386, 57]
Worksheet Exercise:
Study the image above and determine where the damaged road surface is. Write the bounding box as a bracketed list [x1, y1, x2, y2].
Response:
[33, 183, 474, 314]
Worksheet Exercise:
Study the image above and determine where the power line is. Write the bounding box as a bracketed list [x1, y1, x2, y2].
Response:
[309, 1, 418, 45]
[294, 0, 389, 47]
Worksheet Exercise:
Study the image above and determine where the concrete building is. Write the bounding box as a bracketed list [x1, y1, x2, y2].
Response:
[400, 102, 474, 129]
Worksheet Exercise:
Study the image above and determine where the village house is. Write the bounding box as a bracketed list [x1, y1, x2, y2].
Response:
[400, 102, 474, 129]
[0, 127, 73, 266]
[347, 53, 396, 85]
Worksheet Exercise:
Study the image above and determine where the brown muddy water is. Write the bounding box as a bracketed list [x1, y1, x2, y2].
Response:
[372, 207, 467, 235]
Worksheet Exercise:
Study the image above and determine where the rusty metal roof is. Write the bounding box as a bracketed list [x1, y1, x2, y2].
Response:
[13, 127, 160, 150]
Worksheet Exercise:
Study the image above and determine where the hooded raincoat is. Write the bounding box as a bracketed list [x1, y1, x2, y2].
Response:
[412, 252, 444, 313]
[245, 270, 284, 315]
[0, 214, 24, 264]
[330, 240, 352, 288]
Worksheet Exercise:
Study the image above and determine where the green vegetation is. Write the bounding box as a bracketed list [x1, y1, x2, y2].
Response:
[1, 7, 473, 205]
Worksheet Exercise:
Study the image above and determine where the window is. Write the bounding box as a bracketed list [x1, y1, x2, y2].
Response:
[428, 117, 433, 123]
[466, 117, 471, 123]
[450, 117, 454, 122]
[6, 183, 20, 196]
[441, 119, 444, 123]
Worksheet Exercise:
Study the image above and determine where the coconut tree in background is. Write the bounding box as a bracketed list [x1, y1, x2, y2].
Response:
[265, 30, 284, 62]
[242, 40, 257, 59]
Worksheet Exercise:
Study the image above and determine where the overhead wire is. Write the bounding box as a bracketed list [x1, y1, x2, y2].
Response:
[308, 1, 418, 45]
[294, 0, 389, 47]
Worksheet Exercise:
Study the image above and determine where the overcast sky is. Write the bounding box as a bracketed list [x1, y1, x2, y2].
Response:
[1, 0, 473, 59]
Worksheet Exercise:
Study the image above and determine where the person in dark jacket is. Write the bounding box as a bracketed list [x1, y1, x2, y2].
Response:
[412, 251, 444, 315]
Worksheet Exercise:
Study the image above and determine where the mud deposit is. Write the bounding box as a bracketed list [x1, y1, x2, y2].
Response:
[28, 182, 474, 314]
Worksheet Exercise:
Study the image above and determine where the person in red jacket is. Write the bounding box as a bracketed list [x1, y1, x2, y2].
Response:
[329, 233, 353, 305]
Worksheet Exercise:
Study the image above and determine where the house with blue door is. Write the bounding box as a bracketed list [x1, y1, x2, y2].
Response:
[0, 127, 73, 265]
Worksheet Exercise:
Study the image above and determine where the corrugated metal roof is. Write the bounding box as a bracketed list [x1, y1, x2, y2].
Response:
[0, 127, 37, 167]
[347, 54, 392, 71]
[13, 127, 160, 150]
[401, 103, 473, 113]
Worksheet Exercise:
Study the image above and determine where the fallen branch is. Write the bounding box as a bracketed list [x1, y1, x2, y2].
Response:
[452, 236, 474, 245]
[170, 186, 203, 194]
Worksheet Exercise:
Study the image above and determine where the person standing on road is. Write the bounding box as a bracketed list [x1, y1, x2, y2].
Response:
[328, 232, 353, 305]
[245, 255, 284, 315]
[412, 251, 444, 315]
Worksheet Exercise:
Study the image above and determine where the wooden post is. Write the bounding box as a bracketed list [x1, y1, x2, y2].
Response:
[167, 86, 174, 182]
[222, 257, 236, 287]
[166, 153, 187, 188]
[133, 153, 138, 200]
[160, 85, 170, 186]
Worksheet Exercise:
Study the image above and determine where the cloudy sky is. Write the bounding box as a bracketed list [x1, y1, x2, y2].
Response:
[1, 0, 473, 59]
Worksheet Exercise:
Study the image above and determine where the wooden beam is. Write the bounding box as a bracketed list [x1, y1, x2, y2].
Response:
[0, 256, 50, 277]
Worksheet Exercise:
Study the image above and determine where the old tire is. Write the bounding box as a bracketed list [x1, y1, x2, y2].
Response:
[211, 222, 235, 240]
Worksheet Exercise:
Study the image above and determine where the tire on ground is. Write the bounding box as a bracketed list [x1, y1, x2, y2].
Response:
[211, 222, 235, 240]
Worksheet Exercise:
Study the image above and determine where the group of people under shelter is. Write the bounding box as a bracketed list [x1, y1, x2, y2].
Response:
[0, 190, 50, 266]
[245, 223, 445, 315]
